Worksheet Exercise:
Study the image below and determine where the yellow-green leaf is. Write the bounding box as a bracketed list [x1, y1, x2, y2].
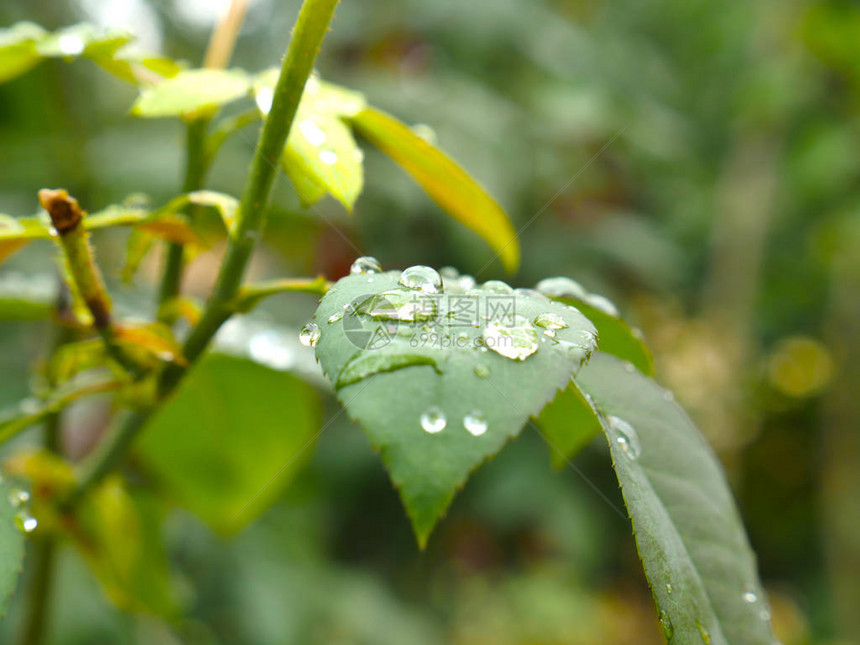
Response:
[131, 69, 250, 118]
[349, 107, 520, 272]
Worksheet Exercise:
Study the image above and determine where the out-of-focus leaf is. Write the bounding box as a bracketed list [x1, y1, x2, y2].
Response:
[0, 478, 26, 616]
[185, 190, 239, 233]
[0, 271, 55, 320]
[0, 377, 120, 445]
[575, 353, 775, 645]
[536, 276, 654, 375]
[349, 107, 520, 272]
[120, 229, 156, 283]
[157, 296, 202, 326]
[535, 384, 602, 468]
[131, 69, 250, 118]
[74, 477, 176, 617]
[0, 214, 42, 265]
[255, 71, 365, 210]
[114, 322, 185, 366]
[0, 22, 46, 83]
[137, 354, 321, 533]
[49, 339, 107, 384]
[312, 268, 596, 545]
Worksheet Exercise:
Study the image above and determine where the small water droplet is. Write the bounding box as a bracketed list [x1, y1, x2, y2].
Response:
[8, 489, 29, 508]
[624, 361, 636, 373]
[299, 322, 320, 348]
[399, 265, 442, 293]
[14, 511, 37, 534]
[463, 410, 488, 436]
[608, 415, 640, 459]
[743, 590, 758, 604]
[481, 280, 513, 294]
[474, 365, 490, 379]
[350, 256, 382, 275]
[534, 312, 569, 331]
[327, 311, 343, 324]
[659, 610, 674, 641]
[483, 315, 539, 361]
[299, 119, 327, 146]
[666, 583, 673, 594]
[458, 275, 476, 290]
[663, 390, 675, 402]
[420, 406, 446, 434]
[319, 149, 338, 165]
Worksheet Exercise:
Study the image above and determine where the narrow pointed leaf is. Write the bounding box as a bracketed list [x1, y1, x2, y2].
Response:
[0, 478, 25, 615]
[574, 352, 774, 645]
[350, 107, 520, 272]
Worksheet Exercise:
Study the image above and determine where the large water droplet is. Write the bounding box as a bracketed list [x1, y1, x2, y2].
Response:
[586, 293, 620, 317]
[534, 312, 569, 331]
[357, 290, 437, 322]
[420, 406, 446, 434]
[399, 266, 442, 293]
[319, 149, 338, 165]
[14, 511, 37, 534]
[535, 277, 588, 300]
[350, 256, 382, 275]
[608, 415, 640, 459]
[659, 610, 674, 641]
[483, 315, 539, 361]
[481, 280, 513, 294]
[299, 119, 327, 146]
[463, 410, 488, 436]
[8, 489, 29, 508]
[299, 322, 320, 348]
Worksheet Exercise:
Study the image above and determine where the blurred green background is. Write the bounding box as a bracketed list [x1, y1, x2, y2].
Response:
[2, 0, 859, 643]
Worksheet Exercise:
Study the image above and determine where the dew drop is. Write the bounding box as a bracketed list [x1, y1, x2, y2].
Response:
[623, 361, 636, 373]
[350, 256, 382, 275]
[483, 315, 539, 361]
[8, 489, 29, 508]
[298, 119, 327, 146]
[299, 322, 320, 348]
[327, 311, 343, 324]
[543, 329, 556, 339]
[458, 275, 476, 290]
[666, 583, 673, 595]
[319, 149, 338, 165]
[659, 610, 674, 641]
[481, 280, 513, 294]
[420, 406, 446, 434]
[14, 510, 37, 534]
[535, 277, 588, 300]
[608, 415, 640, 459]
[743, 590, 758, 604]
[463, 410, 488, 436]
[474, 364, 490, 379]
[399, 265, 442, 293]
[534, 312, 569, 330]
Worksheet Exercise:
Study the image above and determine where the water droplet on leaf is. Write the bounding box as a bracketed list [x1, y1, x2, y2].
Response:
[319, 149, 338, 165]
[399, 266, 442, 293]
[608, 415, 640, 459]
[420, 406, 446, 434]
[659, 611, 674, 641]
[481, 280, 513, 294]
[14, 510, 37, 534]
[350, 256, 382, 275]
[8, 489, 29, 508]
[534, 312, 569, 330]
[483, 315, 539, 361]
[743, 590, 758, 604]
[463, 410, 488, 436]
[299, 322, 320, 348]
[535, 277, 588, 300]
[298, 119, 327, 146]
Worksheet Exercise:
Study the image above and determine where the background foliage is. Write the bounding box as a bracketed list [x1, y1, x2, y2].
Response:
[1, 0, 858, 643]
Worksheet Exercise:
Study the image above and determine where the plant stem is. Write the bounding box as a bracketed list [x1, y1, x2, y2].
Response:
[203, 0, 250, 70]
[73, 0, 341, 498]
[157, 117, 210, 319]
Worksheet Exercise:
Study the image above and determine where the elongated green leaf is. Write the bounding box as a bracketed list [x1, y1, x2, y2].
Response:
[536, 384, 602, 468]
[536, 276, 654, 375]
[137, 354, 321, 534]
[575, 353, 774, 645]
[0, 22, 45, 83]
[131, 69, 250, 118]
[349, 107, 520, 272]
[255, 71, 365, 210]
[313, 265, 596, 545]
[0, 478, 25, 615]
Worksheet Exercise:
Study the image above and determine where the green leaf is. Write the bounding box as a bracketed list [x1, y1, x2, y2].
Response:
[0, 478, 25, 615]
[0, 272, 54, 321]
[575, 353, 774, 645]
[255, 71, 365, 210]
[536, 277, 654, 375]
[131, 69, 250, 118]
[313, 265, 597, 545]
[535, 384, 602, 468]
[137, 354, 321, 533]
[349, 107, 520, 273]
[0, 22, 46, 83]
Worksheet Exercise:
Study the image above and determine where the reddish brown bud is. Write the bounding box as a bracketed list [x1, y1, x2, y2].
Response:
[38, 188, 85, 235]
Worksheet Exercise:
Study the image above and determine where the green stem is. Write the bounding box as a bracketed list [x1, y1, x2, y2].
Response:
[157, 118, 210, 320]
[73, 0, 341, 498]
